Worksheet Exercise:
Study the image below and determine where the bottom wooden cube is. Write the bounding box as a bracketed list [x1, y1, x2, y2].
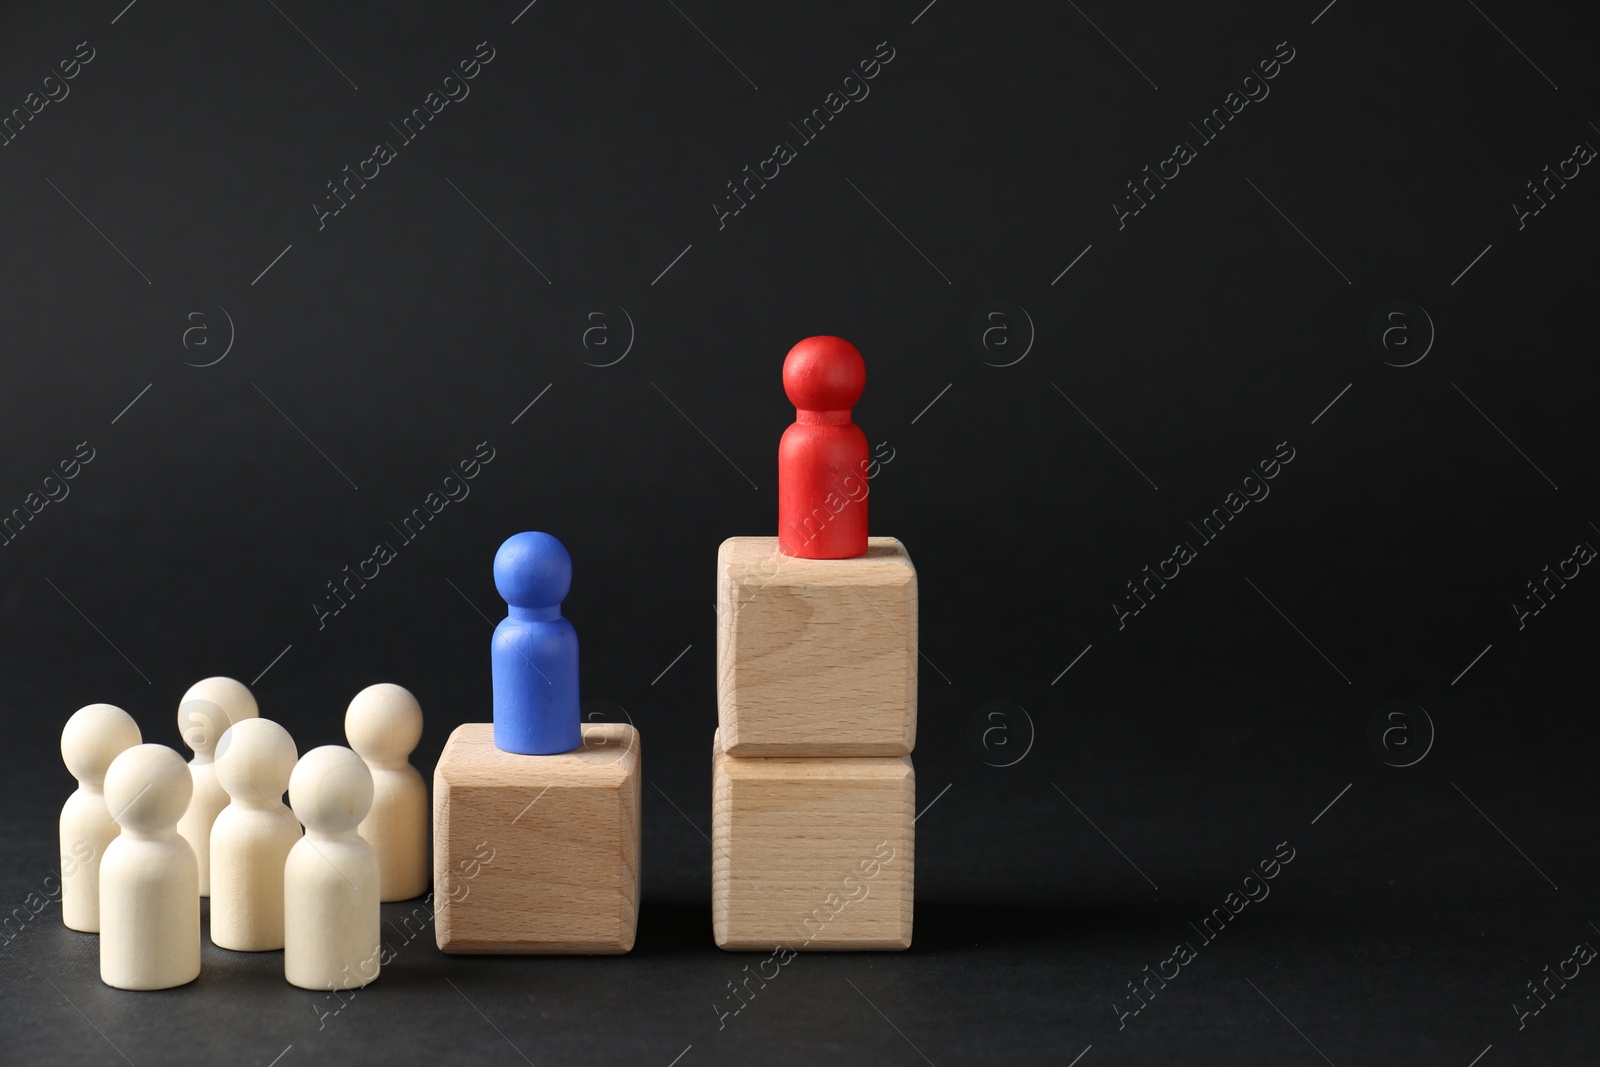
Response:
[433, 722, 640, 954]
[712, 729, 913, 951]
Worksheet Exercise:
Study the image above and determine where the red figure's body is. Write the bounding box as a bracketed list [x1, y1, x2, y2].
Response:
[778, 336, 870, 559]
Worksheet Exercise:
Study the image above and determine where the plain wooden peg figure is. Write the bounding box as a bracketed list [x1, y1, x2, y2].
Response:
[285, 746, 381, 991]
[100, 744, 200, 990]
[176, 676, 260, 896]
[211, 718, 301, 951]
[59, 703, 142, 933]
[345, 683, 429, 902]
[777, 336, 871, 560]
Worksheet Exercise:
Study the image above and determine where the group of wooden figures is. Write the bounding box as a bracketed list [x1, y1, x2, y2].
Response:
[60, 678, 427, 990]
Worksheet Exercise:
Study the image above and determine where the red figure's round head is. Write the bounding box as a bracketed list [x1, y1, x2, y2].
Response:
[783, 336, 865, 413]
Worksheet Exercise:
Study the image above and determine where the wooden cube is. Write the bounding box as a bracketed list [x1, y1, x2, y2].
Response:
[433, 722, 640, 954]
[717, 536, 917, 757]
[712, 730, 913, 951]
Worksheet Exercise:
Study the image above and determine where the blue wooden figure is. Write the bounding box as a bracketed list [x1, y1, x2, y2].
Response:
[492, 532, 582, 755]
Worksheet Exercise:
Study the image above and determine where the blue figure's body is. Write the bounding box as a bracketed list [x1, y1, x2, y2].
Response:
[491, 532, 582, 755]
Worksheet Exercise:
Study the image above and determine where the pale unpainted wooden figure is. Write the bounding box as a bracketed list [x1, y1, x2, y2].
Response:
[211, 718, 301, 951]
[175, 676, 259, 896]
[285, 746, 381, 991]
[59, 703, 141, 932]
[346, 683, 429, 902]
[100, 744, 201, 990]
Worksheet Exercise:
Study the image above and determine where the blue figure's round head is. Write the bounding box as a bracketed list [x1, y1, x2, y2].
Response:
[494, 531, 572, 610]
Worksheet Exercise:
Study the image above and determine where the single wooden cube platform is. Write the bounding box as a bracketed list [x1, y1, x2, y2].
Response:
[433, 722, 640, 954]
[712, 729, 913, 951]
[717, 536, 917, 757]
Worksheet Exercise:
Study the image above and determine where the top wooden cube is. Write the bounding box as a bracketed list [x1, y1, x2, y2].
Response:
[716, 536, 917, 757]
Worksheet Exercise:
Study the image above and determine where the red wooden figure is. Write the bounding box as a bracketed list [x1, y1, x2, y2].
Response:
[778, 336, 870, 559]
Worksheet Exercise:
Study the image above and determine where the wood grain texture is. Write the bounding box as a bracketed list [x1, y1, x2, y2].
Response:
[712, 730, 913, 951]
[433, 722, 640, 954]
[717, 536, 917, 757]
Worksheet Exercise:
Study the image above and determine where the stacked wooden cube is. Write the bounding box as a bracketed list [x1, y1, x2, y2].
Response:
[711, 536, 917, 951]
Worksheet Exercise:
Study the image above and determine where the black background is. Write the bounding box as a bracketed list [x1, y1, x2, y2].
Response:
[2, 0, 1597, 1064]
